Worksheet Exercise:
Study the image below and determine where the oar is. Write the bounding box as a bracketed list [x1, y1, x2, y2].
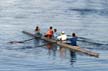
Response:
[17, 43, 49, 49]
[8, 38, 34, 44]
[67, 35, 104, 45]
[35, 43, 48, 47]
[67, 35, 91, 40]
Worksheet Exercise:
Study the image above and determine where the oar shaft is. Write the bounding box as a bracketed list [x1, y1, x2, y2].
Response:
[8, 38, 34, 44]
[23, 38, 34, 42]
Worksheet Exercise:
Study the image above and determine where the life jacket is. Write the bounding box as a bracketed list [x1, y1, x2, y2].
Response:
[47, 29, 53, 36]
[46, 29, 53, 38]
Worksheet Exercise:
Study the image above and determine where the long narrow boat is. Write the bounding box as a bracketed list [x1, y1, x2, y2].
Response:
[22, 31, 99, 58]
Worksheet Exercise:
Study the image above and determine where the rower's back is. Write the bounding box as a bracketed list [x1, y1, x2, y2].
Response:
[35, 26, 42, 37]
[53, 29, 58, 39]
[69, 33, 78, 46]
[57, 31, 67, 43]
[45, 26, 54, 38]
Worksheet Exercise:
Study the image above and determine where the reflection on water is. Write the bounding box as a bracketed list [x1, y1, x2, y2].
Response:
[59, 47, 66, 59]
[70, 50, 76, 66]
[51, 44, 57, 57]
[45, 42, 53, 56]
[41, 41, 77, 65]
[34, 38, 42, 47]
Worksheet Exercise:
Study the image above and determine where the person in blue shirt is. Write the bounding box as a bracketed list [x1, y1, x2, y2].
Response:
[68, 33, 78, 46]
[53, 29, 59, 39]
[68, 33, 77, 65]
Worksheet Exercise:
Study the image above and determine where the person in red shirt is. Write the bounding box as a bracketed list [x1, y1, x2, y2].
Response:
[45, 26, 53, 38]
[44, 26, 54, 51]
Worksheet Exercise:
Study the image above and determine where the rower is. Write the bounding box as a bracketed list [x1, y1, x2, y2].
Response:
[44, 26, 54, 51]
[68, 33, 78, 46]
[53, 29, 59, 39]
[35, 26, 42, 37]
[44, 26, 53, 38]
[57, 31, 67, 43]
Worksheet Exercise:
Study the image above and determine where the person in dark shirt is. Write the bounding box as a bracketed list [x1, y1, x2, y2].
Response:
[35, 26, 42, 37]
[68, 33, 77, 65]
[68, 33, 78, 46]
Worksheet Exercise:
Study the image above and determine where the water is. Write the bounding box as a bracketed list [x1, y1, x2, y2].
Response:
[0, 0, 108, 71]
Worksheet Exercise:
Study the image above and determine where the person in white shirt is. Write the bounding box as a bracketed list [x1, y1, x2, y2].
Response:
[57, 31, 67, 43]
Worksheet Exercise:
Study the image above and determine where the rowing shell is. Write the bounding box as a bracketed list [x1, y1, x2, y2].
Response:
[22, 31, 99, 58]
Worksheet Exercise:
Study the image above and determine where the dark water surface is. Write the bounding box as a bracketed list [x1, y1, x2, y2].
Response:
[0, 0, 108, 71]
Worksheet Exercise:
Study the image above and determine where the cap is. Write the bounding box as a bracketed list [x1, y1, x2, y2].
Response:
[61, 31, 65, 34]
